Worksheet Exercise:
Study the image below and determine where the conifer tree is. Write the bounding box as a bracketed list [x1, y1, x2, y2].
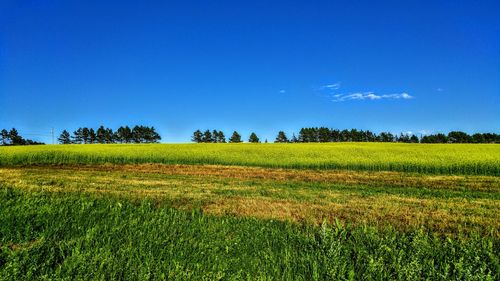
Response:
[410, 135, 419, 143]
[82, 127, 90, 144]
[192, 130, 203, 143]
[89, 128, 96, 144]
[202, 130, 213, 143]
[275, 131, 288, 143]
[1, 129, 9, 145]
[72, 128, 84, 144]
[217, 131, 226, 143]
[58, 130, 71, 144]
[212, 130, 219, 143]
[105, 128, 114, 143]
[248, 132, 260, 143]
[96, 126, 106, 143]
[229, 131, 242, 143]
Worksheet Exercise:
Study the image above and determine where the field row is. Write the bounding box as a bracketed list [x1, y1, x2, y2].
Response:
[1, 186, 498, 280]
[1, 165, 498, 236]
[1, 143, 500, 175]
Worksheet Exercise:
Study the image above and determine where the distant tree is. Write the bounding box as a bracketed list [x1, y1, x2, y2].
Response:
[397, 133, 411, 143]
[96, 126, 106, 144]
[202, 130, 213, 143]
[298, 128, 307, 142]
[229, 131, 242, 143]
[420, 135, 432, 143]
[216, 131, 226, 143]
[421, 133, 448, 143]
[145, 126, 161, 143]
[127, 126, 160, 143]
[212, 130, 220, 143]
[351, 129, 364, 142]
[105, 128, 114, 143]
[378, 132, 394, 142]
[192, 130, 203, 143]
[72, 128, 84, 144]
[264, 139, 268, 143]
[471, 133, 485, 144]
[435, 133, 448, 143]
[331, 129, 341, 142]
[132, 126, 144, 143]
[409, 135, 419, 143]
[340, 129, 350, 142]
[9, 128, 24, 145]
[24, 139, 44, 145]
[290, 134, 298, 143]
[483, 133, 500, 143]
[275, 131, 289, 143]
[365, 130, 377, 142]
[248, 132, 260, 143]
[318, 127, 330, 142]
[115, 126, 126, 143]
[58, 130, 71, 144]
[89, 128, 96, 144]
[81, 127, 90, 144]
[119, 126, 132, 143]
[448, 131, 471, 143]
[1, 129, 9, 145]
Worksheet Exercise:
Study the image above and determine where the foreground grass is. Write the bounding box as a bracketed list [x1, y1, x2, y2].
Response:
[1, 165, 499, 236]
[1, 187, 498, 280]
[1, 143, 499, 175]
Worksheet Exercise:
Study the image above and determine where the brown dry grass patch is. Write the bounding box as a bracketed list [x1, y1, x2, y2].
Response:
[1, 164, 499, 236]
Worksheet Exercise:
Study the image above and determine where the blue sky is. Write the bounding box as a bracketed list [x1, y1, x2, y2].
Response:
[1, 1, 499, 143]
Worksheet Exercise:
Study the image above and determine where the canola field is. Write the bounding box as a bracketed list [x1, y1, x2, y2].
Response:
[1, 143, 499, 175]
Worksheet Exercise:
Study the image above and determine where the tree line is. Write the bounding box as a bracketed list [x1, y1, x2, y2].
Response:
[297, 128, 500, 143]
[192, 128, 500, 144]
[0, 128, 45, 146]
[192, 130, 265, 143]
[420, 131, 499, 143]
[2, 126, 498, 146]
[58, 125, 161, 144]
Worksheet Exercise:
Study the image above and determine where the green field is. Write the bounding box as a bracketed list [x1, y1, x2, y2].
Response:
[1, 143, 499, 279]
[1, 143, 500, 175]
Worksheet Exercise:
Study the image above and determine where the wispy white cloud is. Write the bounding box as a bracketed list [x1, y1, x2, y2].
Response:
[436, 88, 444, 92]
[316, 81, 413, 102]
[321, 82, 341, 90]
[380, 92, 413, 99]
[279, 89, 286, 94]
[331, 92, 413, 102]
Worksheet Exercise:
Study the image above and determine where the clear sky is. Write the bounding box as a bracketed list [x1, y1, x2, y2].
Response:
[1, 1, 499, 143]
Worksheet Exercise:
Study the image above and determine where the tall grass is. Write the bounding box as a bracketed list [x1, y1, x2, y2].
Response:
[1, 187, 498, 280]
[1, 143, 499, 175]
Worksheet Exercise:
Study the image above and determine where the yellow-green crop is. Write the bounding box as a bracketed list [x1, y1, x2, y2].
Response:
[1, 143, 499, 175]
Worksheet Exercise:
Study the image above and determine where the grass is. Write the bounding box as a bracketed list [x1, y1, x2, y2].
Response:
[1, 187, 498, 280]
[1, 165, 499, 236]
[1, 143, 500, 175]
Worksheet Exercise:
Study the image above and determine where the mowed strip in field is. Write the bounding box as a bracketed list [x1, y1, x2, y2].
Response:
[1, 164, 498, 236]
